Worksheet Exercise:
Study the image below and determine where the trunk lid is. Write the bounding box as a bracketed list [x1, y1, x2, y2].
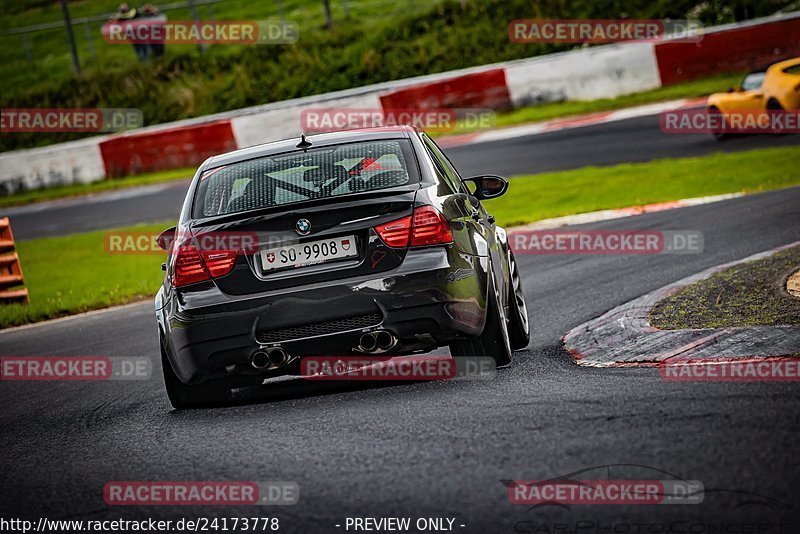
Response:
[191, 188, 417, 295]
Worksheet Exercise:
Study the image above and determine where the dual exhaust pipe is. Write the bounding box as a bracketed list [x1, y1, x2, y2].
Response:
[358, 330, 396, 353]
[251, 347, 290, 370]
[250, 330, 397, 369]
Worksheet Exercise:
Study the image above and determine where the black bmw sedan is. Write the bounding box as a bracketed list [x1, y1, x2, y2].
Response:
[155, 125, 529, 408]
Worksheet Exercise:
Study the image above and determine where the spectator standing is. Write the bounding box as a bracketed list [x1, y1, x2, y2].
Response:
[140, 4, 166, 59]
[109, 3, 149, 61]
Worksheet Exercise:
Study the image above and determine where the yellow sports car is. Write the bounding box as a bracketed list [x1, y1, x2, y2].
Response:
[706, 57, 800, 140]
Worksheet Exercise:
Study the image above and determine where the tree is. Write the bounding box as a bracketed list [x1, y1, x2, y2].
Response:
[322, 0, 333, 29]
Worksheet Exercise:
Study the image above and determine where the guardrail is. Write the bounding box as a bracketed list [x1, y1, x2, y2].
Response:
[1, 11, 798, 192]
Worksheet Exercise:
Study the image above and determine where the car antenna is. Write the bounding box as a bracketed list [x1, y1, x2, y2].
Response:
[296, 134, 312, 150]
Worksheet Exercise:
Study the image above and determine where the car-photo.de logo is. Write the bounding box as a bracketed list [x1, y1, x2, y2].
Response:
[508, 465, 792, 533]
[509, 230, 703, 255]
[509, 19, 702, 44]
[103, 481, 298, 505]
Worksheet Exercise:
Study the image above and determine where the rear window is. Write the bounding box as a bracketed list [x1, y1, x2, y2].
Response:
[193, 139, 418, 218]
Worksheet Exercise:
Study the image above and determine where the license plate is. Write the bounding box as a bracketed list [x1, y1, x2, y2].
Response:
[259, 235, 357, 273]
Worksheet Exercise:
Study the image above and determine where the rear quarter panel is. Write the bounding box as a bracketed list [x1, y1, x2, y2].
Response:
[764, 63, 800, 109]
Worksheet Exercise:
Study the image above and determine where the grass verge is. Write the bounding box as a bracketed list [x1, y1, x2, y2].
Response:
[446, 72, 744, 137]
[484, 145, 800, 227]
[0, 167, 194, 209]
[650, 245, 800, 329]
[0, 72, 746, 209]
[0, 222, 169, 329]
[3, 145, 799, 329]
[0, 0, 560, 152]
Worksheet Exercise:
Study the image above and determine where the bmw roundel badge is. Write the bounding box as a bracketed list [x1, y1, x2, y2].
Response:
[295, 218, 311, 235]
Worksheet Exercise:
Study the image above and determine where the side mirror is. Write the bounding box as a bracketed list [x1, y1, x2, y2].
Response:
[463, 175, 508, 200]
[156, 226, 177, 251]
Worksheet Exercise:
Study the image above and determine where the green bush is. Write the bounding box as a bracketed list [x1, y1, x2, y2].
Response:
[1, 0, 793, 152]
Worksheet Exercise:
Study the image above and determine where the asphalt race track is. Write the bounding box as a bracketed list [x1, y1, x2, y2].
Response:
[2, 187, 799, 530]
[6, 114, 800, 240]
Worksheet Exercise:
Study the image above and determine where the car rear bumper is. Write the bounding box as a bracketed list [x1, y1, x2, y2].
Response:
[157, 246, 490, 384]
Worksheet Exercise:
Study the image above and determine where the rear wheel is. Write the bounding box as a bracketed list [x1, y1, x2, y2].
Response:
[708, 106, 729, 141]
[449, 273, 512, 368]
[161, 342, 232, 409]
[507, 250, 530, 350]
[767, 99, 784, 111]
[767, 99, 786, 135]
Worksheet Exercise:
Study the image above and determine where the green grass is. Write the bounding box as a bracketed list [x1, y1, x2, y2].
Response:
[445, 72, 745, 136]
[5, 0, 786, 153]
[650, 245, 800, 329]
[0, 222, 170, 328]
[0, 167, 194, 208]
[484, 146, 800, 227]
[3, 145, 799, 329]
[0, 0, 431, 93]
[0, 70, 747, 209]
[2, 0, 538, 152]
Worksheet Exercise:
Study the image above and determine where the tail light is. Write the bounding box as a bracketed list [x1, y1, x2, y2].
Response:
[374, 216, 412, 247]
[172, 242, 238, 287]
[203, 250, 239, 277]
[374, 206, 452, 248]
[410, 205, 453, 246]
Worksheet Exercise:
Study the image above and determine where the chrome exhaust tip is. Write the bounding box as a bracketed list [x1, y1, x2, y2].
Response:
[267, 347, 289, 367]
[358, 331, 396, 352]
[252, 348, 289, 369]
[375, 330, 395, 350]
[251, 350, 271, 370]
[358, 332, 378, 352]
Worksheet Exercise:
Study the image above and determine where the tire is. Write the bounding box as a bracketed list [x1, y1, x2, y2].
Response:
[767, 99, 786, 135]
[766, 99, 784, 111]
[708, 106, 729, 141]
[506, 250, 530, 350]
[449, 272, 512, 368]
[160, 342, 232, 409]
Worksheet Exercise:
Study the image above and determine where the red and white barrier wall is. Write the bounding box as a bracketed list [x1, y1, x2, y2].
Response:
[655, 16, 800, 84]
[379, 69, 513, 110]
[99, 120, 237, 177]
[0, 137, 106, 196]
[1, 12, 798, 191]
[504, 42, 662, 106]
